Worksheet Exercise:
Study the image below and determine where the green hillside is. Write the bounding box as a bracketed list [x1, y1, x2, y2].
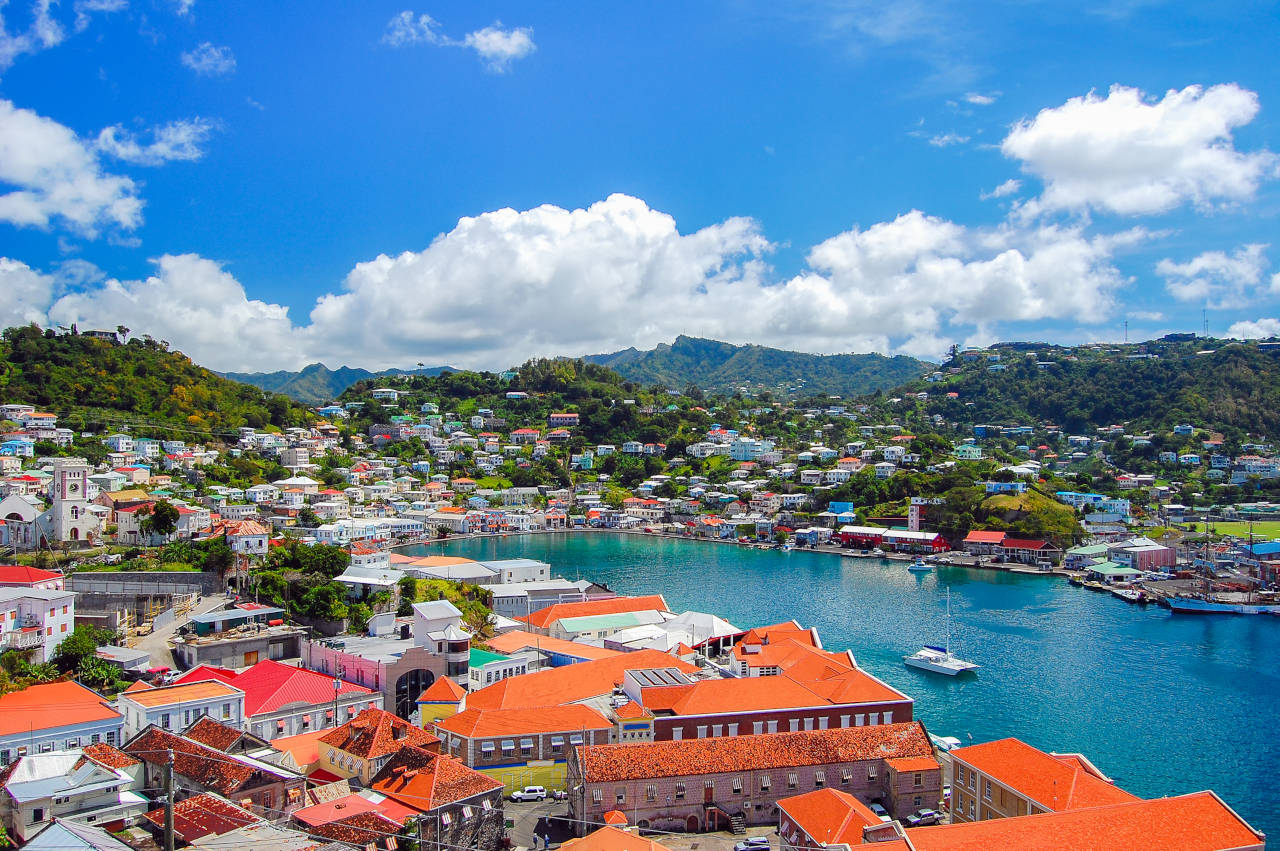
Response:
[585, 335, 930, 398]
[0, 325, 313, 437]
[224, 362, 457, 405]
[893, 338, 1280, 440]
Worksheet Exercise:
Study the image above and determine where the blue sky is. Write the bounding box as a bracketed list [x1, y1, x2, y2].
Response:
[1, 1, 1279, 371]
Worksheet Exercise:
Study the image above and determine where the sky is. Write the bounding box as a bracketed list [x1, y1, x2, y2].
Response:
[1, 1, 1280, 373]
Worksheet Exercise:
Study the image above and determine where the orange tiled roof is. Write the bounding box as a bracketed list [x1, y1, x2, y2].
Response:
[309, 810, 407, 846]
[904, 791, 1264, 851]
[370, 746, 503, 811]
[950, 738, 1138, 812]
[435, 705, 612, 739]
[560, 826, 673, 851]
[418, 676, 467, 703]
[779, 787, 882, 845]
[613, 701, 651, 721]
[465, 649, 698, 711]
[886, 755, 939, 772]
[577, 722, 932, 781]
[143, 792, 261, 842]
[521, 595, 669, 629]
[0, 681, 120, 736]
[122, 679, 243, 708]
[483, 630, 622, 661]
[122, 680, 154, 693]
[184, 716, 248, 751]
[79, 742, 140, 770]
[270, 728, 332, 770]
[319, 708, 440, 760]
[125, 727, 261, 796]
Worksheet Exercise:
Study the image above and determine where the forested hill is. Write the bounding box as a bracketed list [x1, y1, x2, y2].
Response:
[584, 335, 930, 398]
[0, 325, 313, 436]
[224, 362, 457, 405]
[893, 338, 1280, 440]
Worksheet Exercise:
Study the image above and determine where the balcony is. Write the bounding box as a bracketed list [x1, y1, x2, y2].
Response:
[4, 629, 44, 650]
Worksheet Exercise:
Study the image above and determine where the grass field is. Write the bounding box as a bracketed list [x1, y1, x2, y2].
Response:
[1204, 520, 1280, 540]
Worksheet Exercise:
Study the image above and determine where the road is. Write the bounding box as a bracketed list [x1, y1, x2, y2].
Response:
[134, 593, 231, 669]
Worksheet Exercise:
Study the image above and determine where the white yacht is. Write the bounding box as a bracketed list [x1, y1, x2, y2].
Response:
[904, 590, 979, 676]
[907, 557, 932, 572]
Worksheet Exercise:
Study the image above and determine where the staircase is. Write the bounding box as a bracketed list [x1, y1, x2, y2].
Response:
[728, 814, 747, 835]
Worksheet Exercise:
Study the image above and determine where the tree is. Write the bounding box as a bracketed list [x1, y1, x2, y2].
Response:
[139, 500, 180, 540]
[76, 655, 118, 691]
[54, 624, 115, 672]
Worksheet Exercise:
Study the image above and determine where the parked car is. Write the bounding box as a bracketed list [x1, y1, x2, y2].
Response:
[510, 786, 547, 802]
[551, 789, 568, 801]
[868, 803, 892, 824]
[906, 809, 941, 827]
[733, 838, 770, 851]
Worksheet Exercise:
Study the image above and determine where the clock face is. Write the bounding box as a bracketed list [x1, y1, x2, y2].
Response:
[68, 483, 79, 493]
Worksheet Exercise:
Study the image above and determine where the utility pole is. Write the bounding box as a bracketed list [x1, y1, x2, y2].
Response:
[332, 663, 344, 727]
[163, 748, 175, 851]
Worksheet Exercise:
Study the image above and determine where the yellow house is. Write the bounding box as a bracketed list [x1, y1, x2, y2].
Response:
[417, 676, 466, 726]
[315, 708, 440, 784]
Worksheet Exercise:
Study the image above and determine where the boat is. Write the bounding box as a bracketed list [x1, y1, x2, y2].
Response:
[1167, 596, 1280, 615]
[1110, 587, 1149, 605]
[907, 557, 932, 573]
[904, 590, 979, 676]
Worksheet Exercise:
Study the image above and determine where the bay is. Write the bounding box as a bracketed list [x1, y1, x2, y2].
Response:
[403, 532, 1279, 837]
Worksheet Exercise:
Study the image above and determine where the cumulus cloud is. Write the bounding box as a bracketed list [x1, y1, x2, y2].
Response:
[382, 11, 534, 72]
[0, 257, 53, 328]
[928, 132, 969, 147]
[980, 178, 1021, 200]
[73, 0, 126, 33]
[8, 195, 1155, 370]
[1156, 244, 1272, 309]
[0, 98, 142, 236]
[1003, 83, 1279, 217]
[463, 23, 535, 72]
[95, 118, 214, 165]
[47, 254, 302, 371]
[181, 41, 235, 75]
[1228, 318, 1280, 339]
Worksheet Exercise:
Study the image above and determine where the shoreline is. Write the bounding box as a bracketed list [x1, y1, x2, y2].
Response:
[391, 526, 1069, 579]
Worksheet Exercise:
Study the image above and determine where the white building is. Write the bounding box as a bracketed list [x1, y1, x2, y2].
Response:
[116, 680, 246, 740]
[0, 588, 76, 663]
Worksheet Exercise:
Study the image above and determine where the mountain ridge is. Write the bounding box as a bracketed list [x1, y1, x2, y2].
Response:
[223, 362, 457, 405]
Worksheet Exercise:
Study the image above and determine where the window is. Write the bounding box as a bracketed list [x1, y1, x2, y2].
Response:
[671, 728, 682, 741]
[462, 806, 473, 820]
[674, 783, 686, 800]
[481, 742, 495, 757]
[501, 740, 515, 754]
[66, 737, 79, 749]
[855, 714, 865, 727]
[956, 765, 966, 785]
[615, 788, 625, 805]
[184, 710, 192, 726]
[106, 732, 116, 745]
[732, 777, 743, 794]
[788, 719, 799, 732]
[818, 717, 828, 730]
[222, 703, 232, 720]
[867, 766, 877, 781]
[520, 738, 534, 756]
[814, 770, 825, 788]
[728, 723, 738, 736]
[712, 724, 723, 737]
[60, 623, 67, 632]
[767, 721, 778, 734]
[968, 770, 976, 790]
[441, 812, 452, 826]
[840, 769, 852, 785]
[759, 776, 771, 791]
[869, 713, 879, 726]
[32, 808, 43, 823]
[787, 772, 798, 789]
[570, 734, 584, 746]
[752, 721, 764, 735]
[161, 713, 171, 729]
[803, 718, 814, 731]
[550, 736, 564, 754]
[62, 605, 68, 615]
[592, 790, 603, 805]
[984, 780, 992, 801]
[969, 799, 975, 818]
[646, 785, 657, 801]
[697, 726, 708, 739]
[914, 795, 922, 808]
[0, 750, 9, 766]
[840, 714, 851, 728]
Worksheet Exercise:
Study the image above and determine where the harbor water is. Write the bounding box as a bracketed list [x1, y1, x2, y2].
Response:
[404, 533, 1280, 837]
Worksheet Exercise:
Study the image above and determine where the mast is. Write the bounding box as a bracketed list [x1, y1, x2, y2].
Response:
[945, 588, 952, 656]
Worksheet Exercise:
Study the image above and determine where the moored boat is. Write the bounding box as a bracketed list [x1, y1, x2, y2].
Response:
[904, 589, 979, 676]
[907, 557, 932, 573]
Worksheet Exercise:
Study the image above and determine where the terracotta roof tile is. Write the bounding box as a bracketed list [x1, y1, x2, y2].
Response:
[435, 705, 613, 739]
[465, 649, 697, 711]
[779, 787, 881, 845]
[293, 792, 419, 827]
[521, 595, 669, 630]
[319, 708, 439, 761]
[417, 677, 467, 703]
[0, 681, 120, 737]
[125, 727, 269, 797]
[307, 810, 406, 846]
[122, 680, 243, 708]
[905, 791, 1264, 851]
[560, 825, 674, 851]
[577, 722, 932, 781]
[950, 738, 1137, 811]
[143, 792, 262, 842]
[370, 746, 503, 811]
[79, 742, 140, 770]
[184, 716, 246, 751]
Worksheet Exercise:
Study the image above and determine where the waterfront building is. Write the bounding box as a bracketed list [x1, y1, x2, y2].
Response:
[949, 738, 1136, 822]
[519, 595, 670, 638]
[464, 649, 700, 711]
[567, 723, 938, 834]
[482, 629, 622, 670]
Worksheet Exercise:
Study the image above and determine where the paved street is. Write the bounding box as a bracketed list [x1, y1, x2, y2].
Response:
[134, 593, 230, 669]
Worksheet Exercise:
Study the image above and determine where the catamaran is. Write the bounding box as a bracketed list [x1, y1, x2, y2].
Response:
[904, 589, 979, 675]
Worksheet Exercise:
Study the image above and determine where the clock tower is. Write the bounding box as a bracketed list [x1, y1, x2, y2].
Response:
[46, 457, 100, 544]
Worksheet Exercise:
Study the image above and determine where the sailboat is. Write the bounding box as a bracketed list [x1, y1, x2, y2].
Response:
[904, 589, 979, 675]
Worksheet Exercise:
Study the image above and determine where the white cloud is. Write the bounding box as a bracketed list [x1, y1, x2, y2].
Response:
[381, 11, 535, 72]
[964, 92, 997, 105]
[1156, 244, 1271, 309]
[381, 11, 441, 46]
[0, 257, 53, 328]
[172, 0, 194, 16]
[463, 23, 535, 72]
[73, 0, 126, 33]
[1003, 83, 1279, 217]
[47, 254, 303, 371]
[181, 41, 235, 76]
[1127, 309, 1165, 321]
[0, 98, 142, 236]
[1227, 318, 1280, 339]
[95, 118, 214, 165]
[928, 132, 969, 147]
[11, 196, 1148, 370]
[0, 0, 66, 72]
[980, 178, 1021, 200]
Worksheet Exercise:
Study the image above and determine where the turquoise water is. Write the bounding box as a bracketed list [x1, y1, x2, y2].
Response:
[406, 533, 1279, 836]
